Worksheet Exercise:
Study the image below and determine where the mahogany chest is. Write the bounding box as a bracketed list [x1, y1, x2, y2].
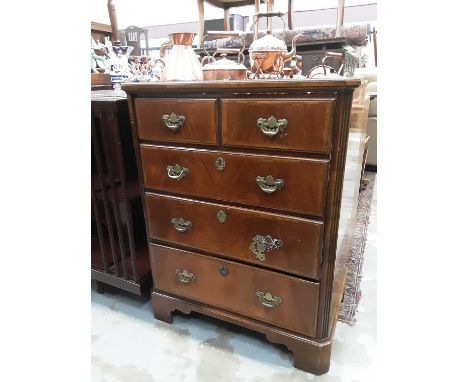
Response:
[122, 79, 362, 374]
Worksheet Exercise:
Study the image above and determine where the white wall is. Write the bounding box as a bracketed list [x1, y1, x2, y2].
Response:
[91, 0, 377, 29]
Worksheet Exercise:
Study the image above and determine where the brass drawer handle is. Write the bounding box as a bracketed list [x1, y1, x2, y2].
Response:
[256, 175, 284, 194]
[171, 217, 192, 232]
[256, 291, 282, 308]
[167, 164, 189, 180]
[257, 116, 288, 138]
[176, 269, 195, 283]
[250, 235, 283, 262]
[162, 112, 185, 131]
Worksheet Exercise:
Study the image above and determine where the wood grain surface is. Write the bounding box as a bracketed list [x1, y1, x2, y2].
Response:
[140, 145, 329, 216]
[221, 98, 335, 153]
[145, 193, 323, 279]
[135, 98, 217, 145]
[151, 244, 320, 337]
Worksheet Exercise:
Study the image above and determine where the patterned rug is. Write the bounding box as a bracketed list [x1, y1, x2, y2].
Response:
[338, 172, 376, 325]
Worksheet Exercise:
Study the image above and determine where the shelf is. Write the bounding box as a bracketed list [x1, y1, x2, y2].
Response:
[93, 178, 141, 203]
[113, 241, 152, 281]
[91, 237, 114, 271]
[91, 236, 150, 282]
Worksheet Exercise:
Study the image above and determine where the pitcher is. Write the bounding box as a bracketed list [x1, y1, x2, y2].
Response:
[158, 33, 203, 81]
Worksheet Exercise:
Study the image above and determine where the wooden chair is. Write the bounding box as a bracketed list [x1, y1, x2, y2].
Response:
[197, 0, 294, 47]
[107, 0, 120, 44]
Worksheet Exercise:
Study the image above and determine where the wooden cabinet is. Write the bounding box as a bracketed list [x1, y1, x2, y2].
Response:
[123, 79, 363, 374]
[91, 90, 152, 294]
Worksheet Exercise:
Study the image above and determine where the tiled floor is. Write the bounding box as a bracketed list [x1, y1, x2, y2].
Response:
[91, 177, 377, 382]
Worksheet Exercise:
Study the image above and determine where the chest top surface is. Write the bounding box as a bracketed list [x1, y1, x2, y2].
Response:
[122, 79, 360, 95]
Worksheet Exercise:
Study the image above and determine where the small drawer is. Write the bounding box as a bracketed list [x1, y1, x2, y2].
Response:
[145, 193, 323, 279]
[140, 145, 329, 216]
[221, 98, 335, 153]
[134, 98, 217, 145]
[151, 244, 319, 337]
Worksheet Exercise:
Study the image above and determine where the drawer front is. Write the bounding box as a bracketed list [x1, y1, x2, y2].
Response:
[135, 98, 217, 145]
[145, 193, 323, 279]
[151, 244, 319, 336]
[140, 145, 329, 216]
[221, 98, 335, 153]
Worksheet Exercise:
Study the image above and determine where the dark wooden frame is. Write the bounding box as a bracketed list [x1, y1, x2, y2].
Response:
[91, 92, 152, 295]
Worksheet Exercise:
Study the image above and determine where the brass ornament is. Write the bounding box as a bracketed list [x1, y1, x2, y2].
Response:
[250, 235, 283, 261]
[256, 291, 282, 308]
[257, 115, 288, 138]
[171, 217, 192, 232]
[256, 175, 285, 194]
[162, 112, 185, 131]
[216, 210, 227, 223]
[176, 269, 195, 283]
[167, 164, 189, 180]
[215, 157, 226, 171]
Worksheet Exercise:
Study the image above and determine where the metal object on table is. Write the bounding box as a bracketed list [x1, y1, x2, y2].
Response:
[157, 32, 203, 81]
[307, 52, 345, 79]
[249, 12, 302, 79]
[201, 31, 248, 80]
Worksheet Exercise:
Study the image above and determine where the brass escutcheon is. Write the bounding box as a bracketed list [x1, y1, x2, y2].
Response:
[215, 157, 226, 171]
[250, 235, 283, 261]
[217, 210, 227, 223]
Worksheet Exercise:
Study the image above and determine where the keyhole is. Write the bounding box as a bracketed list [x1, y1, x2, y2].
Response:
[218, 265, 229, 277]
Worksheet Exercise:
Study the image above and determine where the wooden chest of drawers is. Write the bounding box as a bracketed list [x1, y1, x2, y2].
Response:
[123, 79, 362, 374]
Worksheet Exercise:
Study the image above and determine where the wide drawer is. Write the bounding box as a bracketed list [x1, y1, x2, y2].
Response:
[221, 98, 335, 153]
[134, 98, 217, 145]
[140, 145, 329, 216]
[151, 244, 319, 336]
[145, 193, 323, 279]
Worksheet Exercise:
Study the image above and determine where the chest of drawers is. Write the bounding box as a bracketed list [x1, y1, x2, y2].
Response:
[123, 79, 362, 374]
